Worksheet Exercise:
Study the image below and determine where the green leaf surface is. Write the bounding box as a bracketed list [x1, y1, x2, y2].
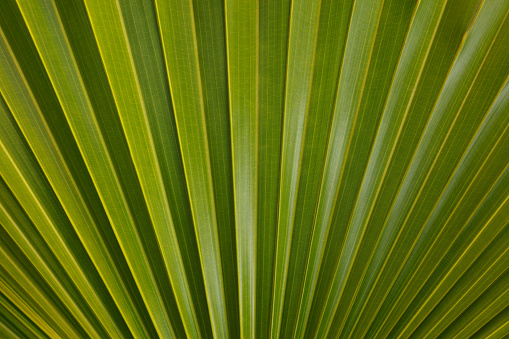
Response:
[0, 0, 508, 338]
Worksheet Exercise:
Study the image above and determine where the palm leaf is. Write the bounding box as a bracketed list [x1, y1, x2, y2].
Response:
[0, 0, 508, 338]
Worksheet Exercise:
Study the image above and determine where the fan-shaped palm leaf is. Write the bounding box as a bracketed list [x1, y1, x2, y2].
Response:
[0, 0, 508, 338]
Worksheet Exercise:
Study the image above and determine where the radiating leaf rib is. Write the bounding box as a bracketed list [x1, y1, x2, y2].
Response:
[0, 174, 106, 339]
[439, 272, 509, 339]
[270, 0, 325, 335]
[0, 278, 59, 339]
[109, 0, 212, 335]
[369, 159, 509, 339]
[0, 0, 508, 337]
[225, 0, 258, 337]
[0, 135, 112, 339]
[0, 317, 26, 339]
[190, 0, 240, 336]
[256, 0, 290, 337]
[0, 311, 23, 339]
[0, 289, 49, 339]
[0, 322, 22, 339]
[295, 1, 418, 337]
[395, 184, 509, 338]
[316, 0, 486, 336]
[471, 306, 509, 339]
[302, 0, 388, 336]
[279, 0, 362, 336]
[0, 6, 175, 336]
[154, 0, 229, 337]
[10, 0, 186, 337]
[0, 233, 90, 339]
[398, 167, 509, 337]
[401, 199, 509, 338]
[0, 29, 150, 339]
[82, 1, 209, 336]
[0, 2, 158, 336]
[0, 320, 22, 339]
[412, 225, 509, 339]
[81, 0, 205, 336]
[0, 290, 49, 339]
[0, 61, 124, 339]
[362, 2, 509, 337]
[384, 76, 509, 339]
[0, 257, 73, 339]
[322, 1, 457, 335]
[49, 0, 185, 336]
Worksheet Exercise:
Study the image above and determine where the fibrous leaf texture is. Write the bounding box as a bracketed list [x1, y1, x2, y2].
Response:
[0, 0, 508, 338]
